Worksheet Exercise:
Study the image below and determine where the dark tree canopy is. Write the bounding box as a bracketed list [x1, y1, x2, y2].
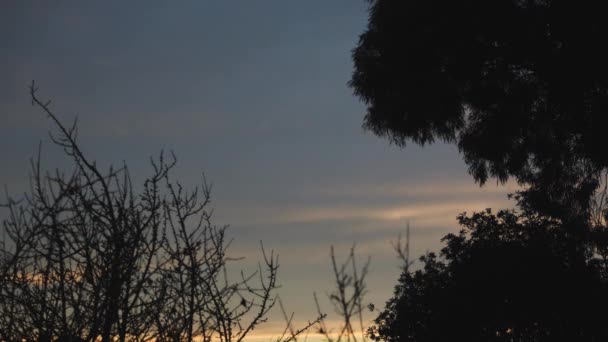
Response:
[370, 209, 608, 342]
[351, 0, 608, 217]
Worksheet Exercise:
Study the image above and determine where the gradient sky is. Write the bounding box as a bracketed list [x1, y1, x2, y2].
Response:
[1, 1, 518, 339]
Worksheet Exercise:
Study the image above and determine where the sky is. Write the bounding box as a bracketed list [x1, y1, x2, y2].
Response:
[1, 1, 518, 339]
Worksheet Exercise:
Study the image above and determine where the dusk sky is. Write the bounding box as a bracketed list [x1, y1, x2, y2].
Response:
[1, 1, 518, 339]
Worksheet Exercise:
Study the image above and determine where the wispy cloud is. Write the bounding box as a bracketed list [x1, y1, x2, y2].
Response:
[222, 179, 516, 229]
[275, 199, 509, 224]
[308, 178, 521, 199]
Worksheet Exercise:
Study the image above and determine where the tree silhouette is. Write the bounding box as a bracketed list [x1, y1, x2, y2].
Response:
[369, 209, 608, 342]
[0, 83, 321, 342]
[350, 0, 608, 220]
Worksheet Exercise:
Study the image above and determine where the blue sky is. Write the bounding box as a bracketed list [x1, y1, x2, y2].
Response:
[1, 1, 517, 338]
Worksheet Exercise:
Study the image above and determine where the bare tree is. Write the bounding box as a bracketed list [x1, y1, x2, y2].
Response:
[0, 82, 320, 342]
[313, 223, 416, 342]
[314, 245, 370, 342]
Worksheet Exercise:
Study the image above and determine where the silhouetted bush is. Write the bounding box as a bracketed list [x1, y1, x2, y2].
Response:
[370, 209, 608, 342]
